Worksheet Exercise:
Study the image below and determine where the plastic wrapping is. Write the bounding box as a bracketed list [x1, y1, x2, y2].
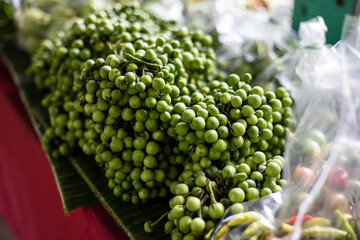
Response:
[213, 193, 283, 240]
[212, 15, 360, 240]
[215, 0, 297, 88]
[276, 17, 330, 117]
[184, 0, 215, 32]
[146, 0, 216, 33]
[13, 0, 100, 52]
[142, 0, 184, 23]
[277, 32, 360, 239]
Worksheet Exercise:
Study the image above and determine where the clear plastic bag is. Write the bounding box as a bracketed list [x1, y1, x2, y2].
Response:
[184, 0, 215, 33]
[212, 193, 283, 240]
[276, 17, 330, 117]
[13, 0, 99, 52]
[212, 15, 360, 240]
[142, 0, 184, 23]
[215, 0, 297, 88]
[146, 0, 216, 33]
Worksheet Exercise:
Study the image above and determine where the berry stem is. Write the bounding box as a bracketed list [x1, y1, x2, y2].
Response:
[123, 52, 162, 70]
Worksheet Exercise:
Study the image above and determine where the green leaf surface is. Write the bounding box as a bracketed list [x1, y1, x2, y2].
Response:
[0, 41, 170, 239]
[0, 41, 98, 213]
[69, 154, 169, 240]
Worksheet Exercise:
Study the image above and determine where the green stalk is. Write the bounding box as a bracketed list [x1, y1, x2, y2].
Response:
[144, 211, 169, 233]
[206, 179, 217, 204]
[123, 52, 162, 69]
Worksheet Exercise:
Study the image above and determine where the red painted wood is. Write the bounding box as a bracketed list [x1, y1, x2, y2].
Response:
[0, 62, 130, 240]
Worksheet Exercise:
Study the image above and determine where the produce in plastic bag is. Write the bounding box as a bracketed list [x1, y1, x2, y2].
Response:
[215, 0, 297, 88]
[184, 0, 215, 33]
[212, 15, 360, 240]
[143, 0, 217, 29]
[13, 0, 98, 52]
[142, 0, 184, 23]
[212, 193, 282, 240]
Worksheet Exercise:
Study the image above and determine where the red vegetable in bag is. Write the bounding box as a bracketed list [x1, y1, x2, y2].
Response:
[286, 215, 313, 225]
[326, 166, 349, 191]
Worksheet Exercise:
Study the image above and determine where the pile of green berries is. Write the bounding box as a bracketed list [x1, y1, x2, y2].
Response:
[29, 2, 220, 203]
[28, 2, 295, 239]
[161, 75, 294, 239]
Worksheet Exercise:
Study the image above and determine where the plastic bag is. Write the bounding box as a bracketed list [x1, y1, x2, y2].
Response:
[276, 17, 330, 117]
[184, 0, 215, 33]
[142, 0, 184, 23]
[212, 193, 283, 240]
[215, 0, 297, 88]
[13, 0, 100, 52]
[212, 15, 360, 240]
[146, 0, 216, 34]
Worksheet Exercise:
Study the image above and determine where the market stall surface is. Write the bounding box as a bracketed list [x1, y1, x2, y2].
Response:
[0, 62, 130, 240]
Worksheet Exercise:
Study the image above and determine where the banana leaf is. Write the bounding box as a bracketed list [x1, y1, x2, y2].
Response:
[0, 41, 170, 239]
[69, 154, 169, 239]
